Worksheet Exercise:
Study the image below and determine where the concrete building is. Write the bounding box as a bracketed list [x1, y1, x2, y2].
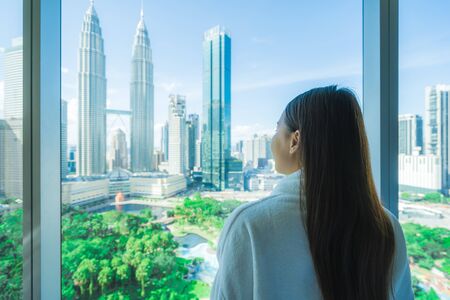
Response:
[61, 177, 110, 206]
[3, 37, 23, 199]
[161, 121, 169, 161]
[243, 134, 272, 168]
[130, 7, 154, 172]
[61, 172, 187, 206]
[61, 100, 68, 178]
[424, 85, 450, 191]
[78, 1, 107, 176]
[168, 94, 187, 175]
[186, 114, 200, 170]
[109, 128, 128, 170]
[399, 114, 423, 155]
[246, 172, 284, 192]
[130, 173, 186, 198]
[399, 154, 442, 193]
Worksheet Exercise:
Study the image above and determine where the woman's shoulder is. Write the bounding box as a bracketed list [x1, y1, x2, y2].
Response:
[217, 193, 299, 252]
[226, 193, 297, 227]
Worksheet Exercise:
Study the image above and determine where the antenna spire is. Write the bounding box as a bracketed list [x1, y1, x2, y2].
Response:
[140, 0, 144, 18]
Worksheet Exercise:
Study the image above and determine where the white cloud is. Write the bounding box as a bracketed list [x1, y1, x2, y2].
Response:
[156, 81, 178, 93]
[251, 36, 271, 44]
[234, 64, 361, 93]
[232, 123, 274, 142]
[108, 88, 118, 96]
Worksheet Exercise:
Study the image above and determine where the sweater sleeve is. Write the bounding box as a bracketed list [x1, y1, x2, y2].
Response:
[210, 206, 254, 300]
[387, 211, 414, 300]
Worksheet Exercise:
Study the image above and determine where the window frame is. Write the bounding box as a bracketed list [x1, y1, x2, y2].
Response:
[20, 0, 399, 296]
[23, 0, 61, 298]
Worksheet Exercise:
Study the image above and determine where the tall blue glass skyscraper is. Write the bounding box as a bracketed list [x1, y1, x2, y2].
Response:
[201, 26, 231, 190]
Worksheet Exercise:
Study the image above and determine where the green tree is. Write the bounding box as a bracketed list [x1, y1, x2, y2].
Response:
[73, 259, 90, 296]
[423, 192, 443, 203]
[98, 265, 114, 293]
[135, 258, 153, 297]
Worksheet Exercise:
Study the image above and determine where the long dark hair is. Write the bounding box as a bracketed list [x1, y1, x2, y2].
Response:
[283, 86, 395, 300]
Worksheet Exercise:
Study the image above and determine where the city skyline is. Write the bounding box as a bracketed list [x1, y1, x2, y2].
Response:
[2, 1, 450, 148]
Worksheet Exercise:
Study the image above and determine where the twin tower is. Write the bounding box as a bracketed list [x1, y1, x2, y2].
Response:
[78, 1, 153, 176]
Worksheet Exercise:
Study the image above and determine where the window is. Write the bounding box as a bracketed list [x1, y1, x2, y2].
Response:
[61, 0, 361, 298]
[0, 0, 23, 298]
[398, 0, 450, 298]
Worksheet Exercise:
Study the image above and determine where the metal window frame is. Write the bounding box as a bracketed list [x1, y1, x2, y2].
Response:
[363, 0, 399, 217]
[23, 0, 61, 298]
[18, 0, 399, 297]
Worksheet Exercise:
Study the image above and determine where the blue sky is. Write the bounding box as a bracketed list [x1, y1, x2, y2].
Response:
[1, 0, 450, 147]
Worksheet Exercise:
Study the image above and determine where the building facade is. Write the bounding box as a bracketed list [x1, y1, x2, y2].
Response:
[186, 114, 200, 170]
[109, 128, 128, 170]
[168, 94, 187, 175]
[243, 134, 272, 169]
[61, 100, 68, 178]
[161, 121, 169, 161]
[399, 114, 423, 155]
[3, 37, 23, 199]
[78, 2, 107, 176]
[399, 154, 442, 193]
[201, 26, 231, 190]
[424, 85, 450, 192]
[130, 8, 154, 172]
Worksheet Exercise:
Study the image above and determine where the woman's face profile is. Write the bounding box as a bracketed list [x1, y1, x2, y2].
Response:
[271, 113, 301, 175]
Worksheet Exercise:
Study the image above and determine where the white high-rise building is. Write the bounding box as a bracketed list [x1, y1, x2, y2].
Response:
[168, 94, 186, 175]
[130, 7, 154, 172]
[399, 114, 423, 155]
[0, 120, 7, 196]
[78, 1, 107, 176]
[3, 37, 23, 198]
[186, 114, 199, 170]
[161, 121, 169, 161]
[243, 134, 272, 168]
[195, 139, 202, 168]
[61, 100, 68, 178]
[109, 128, 128, 170]
[424, 85, 450, 192]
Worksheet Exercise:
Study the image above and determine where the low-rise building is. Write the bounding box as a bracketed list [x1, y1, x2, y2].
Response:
[130, 173, 186, 198]
[399, 154, 442, 194]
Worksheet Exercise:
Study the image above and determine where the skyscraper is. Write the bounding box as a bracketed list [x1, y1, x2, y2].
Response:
[168, 94, 187, 175]
[78, 1, 107, 176]
[201, 26, 231, 190]
[130, 7, 154, 172]
[109, 128, 128, 170]
[244, 134, 272, 168]
[161, 121, 169, 161]
[186, 114, 200, 170]
[424, 85, 450, 191]
[61, 100, 68, 178]
[0, 120, 7, 196]
[3, 37, 23, 198]
[399, 114, 423, 155]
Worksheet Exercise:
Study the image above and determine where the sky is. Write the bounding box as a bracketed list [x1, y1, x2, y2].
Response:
[1, 0, 450, 149]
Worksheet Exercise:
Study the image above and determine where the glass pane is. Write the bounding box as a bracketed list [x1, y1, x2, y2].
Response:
[0, 0, 23, 298]
[61, 1, 361, 298]
[399, 0, 450, 298]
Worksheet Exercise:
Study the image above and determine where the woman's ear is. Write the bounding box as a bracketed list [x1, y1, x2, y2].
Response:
[289, 130, 300, 154]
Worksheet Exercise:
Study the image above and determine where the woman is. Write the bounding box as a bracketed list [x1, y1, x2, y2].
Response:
[210, 86, 413, 300]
